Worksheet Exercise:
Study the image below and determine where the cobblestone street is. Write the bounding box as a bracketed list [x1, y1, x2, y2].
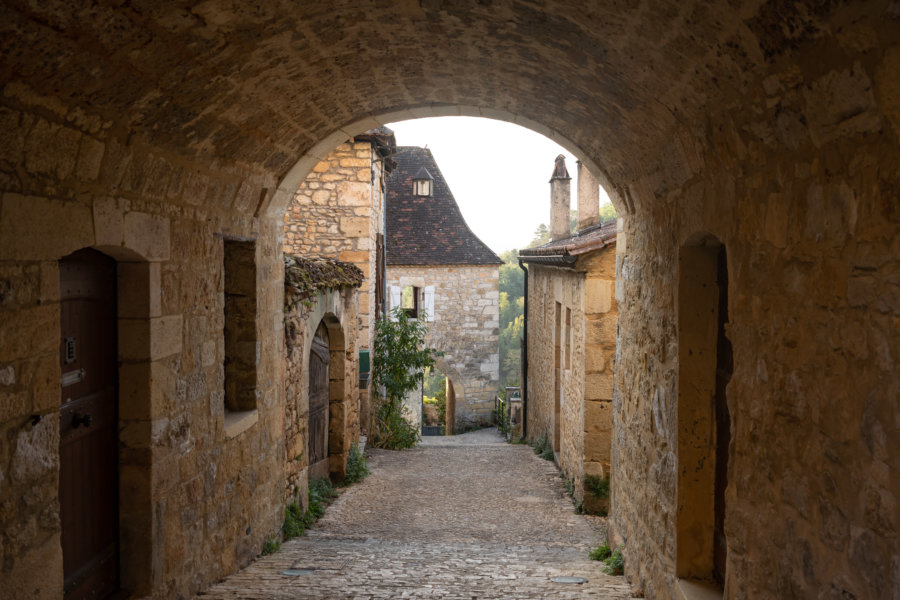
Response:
[199, 428, 633, 599]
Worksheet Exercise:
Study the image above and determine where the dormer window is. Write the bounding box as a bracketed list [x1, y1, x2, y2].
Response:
[413, 167, 434, 197]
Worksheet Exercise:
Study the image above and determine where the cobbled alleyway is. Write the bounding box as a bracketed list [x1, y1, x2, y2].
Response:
[198, 428, 633, 599]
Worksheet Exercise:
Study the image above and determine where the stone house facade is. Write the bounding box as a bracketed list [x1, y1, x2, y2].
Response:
[385, 147, 502, 432]
[520, 157, 618, 508]
[283, 128, 396, 432]
[0, 5, 898, 600]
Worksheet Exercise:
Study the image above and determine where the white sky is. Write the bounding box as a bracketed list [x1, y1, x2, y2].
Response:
[386, 117, 610, 254]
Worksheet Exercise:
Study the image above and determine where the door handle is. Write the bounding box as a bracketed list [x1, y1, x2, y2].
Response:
[72, 412, 93, 428]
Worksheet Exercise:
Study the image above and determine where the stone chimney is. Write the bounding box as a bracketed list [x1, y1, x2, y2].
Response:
[549, 154, 571, 241]
[576, 160, 600, 231]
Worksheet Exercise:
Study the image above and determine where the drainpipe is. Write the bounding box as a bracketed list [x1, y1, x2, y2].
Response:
[518, 259, 528, 439]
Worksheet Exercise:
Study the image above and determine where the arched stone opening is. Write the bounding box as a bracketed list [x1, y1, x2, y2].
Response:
[320, 314, 350, 481]
[431, 359, 465, 436]
[54, 238, 168, 599]
[0, 4, 897, 599]
[675, 233, 733, 594]
[266, 109, 628, 222]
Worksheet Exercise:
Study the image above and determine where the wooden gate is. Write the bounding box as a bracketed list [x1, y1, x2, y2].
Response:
[308, 323, 330, 479]
[59, 249, 119, 600]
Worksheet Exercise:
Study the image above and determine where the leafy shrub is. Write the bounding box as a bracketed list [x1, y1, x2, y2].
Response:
[282, 499, 305, 539]
[281, 478, 339, 543]
[262, 535, 281, 555]
[585, 474, 610, 499]
[532, 433, 554, 460]
[602, 545, 625, 576]
[371, 308, 440, 449]
[342, 444, 369, 485]
[589, 542, 612, 561]
[373, 398, 420, 449]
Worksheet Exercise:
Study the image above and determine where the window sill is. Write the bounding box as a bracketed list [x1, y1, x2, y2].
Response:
[675, 579, 722, 600]
[224, 409, 258, 439]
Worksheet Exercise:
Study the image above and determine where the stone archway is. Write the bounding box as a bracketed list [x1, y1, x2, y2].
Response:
[0, 4, 897, 599]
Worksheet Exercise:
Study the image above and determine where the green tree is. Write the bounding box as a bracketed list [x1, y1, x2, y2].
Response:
[599, 201, 617, 223]
[499, 314, 524, 387]
[371, 308, 440, 449]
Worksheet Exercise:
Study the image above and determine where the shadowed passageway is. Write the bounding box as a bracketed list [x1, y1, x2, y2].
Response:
[199, 429, 632, 599]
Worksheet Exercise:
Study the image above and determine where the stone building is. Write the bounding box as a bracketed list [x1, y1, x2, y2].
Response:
[520, 156, 618, 509]
[0, 4, 897, 600]
[283, 128, 396, 432]
[385, 147, 503, 432]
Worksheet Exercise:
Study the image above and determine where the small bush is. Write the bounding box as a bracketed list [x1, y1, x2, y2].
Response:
[282, 499, 305, 539]
[603, 545, 625, 576]
[589, 542, 612, 561]
[281, 478, 339, 543]
[532, 434, 554, 460]
[585, 474, 611, 499]
[372, 398, 420, 449]
[262, 535, 281, 555]
[342, 444, 369, 485]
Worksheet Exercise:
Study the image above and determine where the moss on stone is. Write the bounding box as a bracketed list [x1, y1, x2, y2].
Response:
[283, 254, 364, 309]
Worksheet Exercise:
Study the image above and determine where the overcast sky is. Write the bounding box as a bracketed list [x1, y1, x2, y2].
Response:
[386, 117, 610, 254]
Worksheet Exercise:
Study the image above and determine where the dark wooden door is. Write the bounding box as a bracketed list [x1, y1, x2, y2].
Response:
[308, 323, 330, 479]
[59, 249, 119, 600]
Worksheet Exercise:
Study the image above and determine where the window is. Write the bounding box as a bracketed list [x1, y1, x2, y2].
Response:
[223, 238, 258, 414]
[401, 285, 419, 318]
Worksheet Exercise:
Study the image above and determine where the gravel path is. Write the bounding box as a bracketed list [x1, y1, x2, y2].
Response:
[199, 428, 633, 599]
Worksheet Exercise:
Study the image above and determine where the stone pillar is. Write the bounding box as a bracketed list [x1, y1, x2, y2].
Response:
[576, 161, 600, 231]
[549, 155, 571, 242]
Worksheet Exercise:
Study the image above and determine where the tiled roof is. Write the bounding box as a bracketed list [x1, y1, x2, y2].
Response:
[518, 219, 617, 264]
[386, 146, 502, 266]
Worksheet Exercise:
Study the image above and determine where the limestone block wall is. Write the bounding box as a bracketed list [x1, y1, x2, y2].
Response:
[577, 247, 618, 482]
[283, 287, 360, 503]
[386, 265, 499, 430]
[610, 60, 900, 600]
[525, 266, 586, 495]
[284, 140, 385, 436]
[0, 105, 286, 598]
[283, 141, 384, 353]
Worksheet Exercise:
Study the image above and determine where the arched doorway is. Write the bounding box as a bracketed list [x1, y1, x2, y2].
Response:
[308, 322, 331, 480]
[676, 236, 733, 591]
[58, 248, 119, 600]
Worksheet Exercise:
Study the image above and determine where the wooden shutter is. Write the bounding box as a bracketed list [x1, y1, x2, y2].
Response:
[423, 285, 435, 322]
[389, 285, 401, 320]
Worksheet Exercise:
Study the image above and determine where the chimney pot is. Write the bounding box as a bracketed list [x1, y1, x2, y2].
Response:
[550, 155, 571, 242]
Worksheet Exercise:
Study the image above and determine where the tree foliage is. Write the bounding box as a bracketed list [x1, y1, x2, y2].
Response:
[371, 307, 440, 449]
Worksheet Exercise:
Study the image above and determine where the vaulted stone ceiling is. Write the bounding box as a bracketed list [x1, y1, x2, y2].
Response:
[3, 1, 891, 200]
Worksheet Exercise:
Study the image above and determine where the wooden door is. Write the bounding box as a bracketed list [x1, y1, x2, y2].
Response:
[308, 323, 330, 479]
[59, 249, 119, 600]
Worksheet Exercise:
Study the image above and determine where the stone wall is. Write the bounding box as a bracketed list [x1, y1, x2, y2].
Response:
[283, 286, 360, 503]
[0, 106, 285, 599]
[524, 245, 617, 507]
[386, 265, 500, 430]
[578, 246, 617, 483]
[284, 140, 386, 433]
[610, 61, 900, 600]
[525, 266, 586, 490]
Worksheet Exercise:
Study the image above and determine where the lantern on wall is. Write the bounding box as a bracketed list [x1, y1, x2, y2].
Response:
[412, 167, 434, 197]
